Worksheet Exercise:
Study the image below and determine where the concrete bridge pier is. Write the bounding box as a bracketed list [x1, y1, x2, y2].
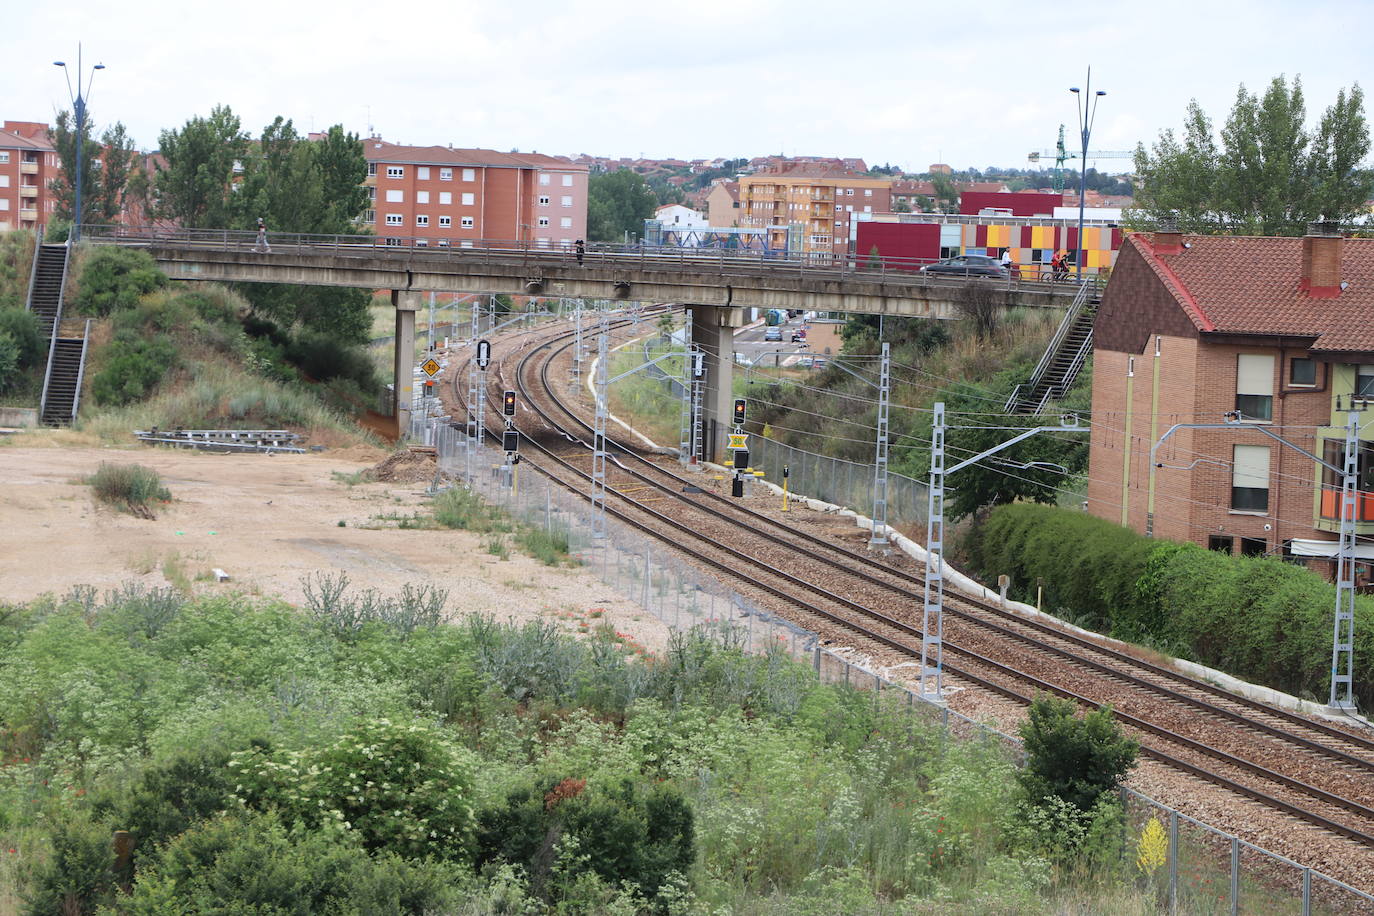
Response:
[392, 290, 421, 430]
[691, 304, 747, 463]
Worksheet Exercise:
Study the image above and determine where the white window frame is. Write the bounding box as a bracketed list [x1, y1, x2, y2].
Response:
[539, 173, 551, 186]
[416, 190, 430, 204]
[416, 214, 429, 227]
[538, 216, 550, 227]
[438, 215, 452, 227]
[385, 189, 403, 203]
[538, 195, 550, 206]
[462, 168, 475, 181]
[1235, 354, 1275, 422]
[440, 168, 453, 181]
[461, 192, 475, 206]
[417, 167, 430, 180]
[363, 209, 374, 223]
[385, 213, 403, 226]
[560, 217, 572, 228]
[0, 152, 9, 164]
[386, 165, 404, 179]
[439, 191, 452, 205]
[367, 162, 376, 175]
[562, 174, 573, 187]
[561, 195, 572, 207]
[460, 216, 474, 228]
[1231, 444, 1271, 513]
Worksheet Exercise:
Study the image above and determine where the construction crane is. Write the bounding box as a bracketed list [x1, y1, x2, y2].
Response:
[1028, 125, 1134, 192]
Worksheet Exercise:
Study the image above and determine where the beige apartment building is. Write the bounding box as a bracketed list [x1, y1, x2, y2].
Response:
[737, 163, 890, 256]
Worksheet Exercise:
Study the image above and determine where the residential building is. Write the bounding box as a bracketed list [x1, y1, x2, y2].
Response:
[706, 179, 739, 227]
[737, 163, 891, 256]
[363, 140, 588, 248]
[0, 121, 58, 232]
[652, 203, 709, 230]
[1088, 222, 1374, 579]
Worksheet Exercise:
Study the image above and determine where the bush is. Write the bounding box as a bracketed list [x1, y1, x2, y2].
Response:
[1018, 694, 1138, 813]
[88, 462, 171, 514]
[0, 307, 42, 368]
[0, 331, 19, 394]
[19, 810, 119, 915]
[95, 746, 236, 860]
[73, 247, 167, 317]
[285, 329, 379, 391]
[89, 331, 177, 406]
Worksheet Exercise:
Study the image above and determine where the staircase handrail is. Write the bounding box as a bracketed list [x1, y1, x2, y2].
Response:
[37, 246, 72, 423]
[22, 227, 44, 314]
[70, 319, 92, 422]
[1025, 281, 1092, 391]
[1003, 383, 1026, 413]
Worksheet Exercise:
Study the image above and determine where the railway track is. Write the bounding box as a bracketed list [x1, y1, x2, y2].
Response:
[440, 311, 1374, 867]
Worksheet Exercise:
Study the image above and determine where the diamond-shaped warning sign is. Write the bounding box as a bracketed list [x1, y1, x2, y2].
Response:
[727, 433, 749, 450]
[421, 358, 441, 378]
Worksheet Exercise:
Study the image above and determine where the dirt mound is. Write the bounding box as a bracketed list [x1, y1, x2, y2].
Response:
[366, 448, 440, 483]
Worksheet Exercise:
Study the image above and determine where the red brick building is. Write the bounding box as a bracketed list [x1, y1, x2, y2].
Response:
[362, 141, 588, 248]
[0, 121, 59, 232]
[1088, 222, 1374, 573]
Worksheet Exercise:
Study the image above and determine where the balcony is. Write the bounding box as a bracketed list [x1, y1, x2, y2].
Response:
[19, 207, 38, 220]
[19, 161, 38, 175]
[19, 185, 37, 198]
[1318, 487, 1374, 523]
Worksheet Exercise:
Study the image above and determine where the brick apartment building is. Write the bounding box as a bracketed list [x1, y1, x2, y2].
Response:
[0, 121, 58, 232]
[737, 163, 891, 257]
[1088, 222, 1374, 577]
[362, 141, 588, 248]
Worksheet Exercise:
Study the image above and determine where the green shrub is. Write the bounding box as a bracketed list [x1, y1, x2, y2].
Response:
[517, 525, 572, 566]
[433, 485, 507, 532]
[89, 331, 177, 406]
[88, 462, 171, 514]
[97, 746, 236, 858]
[73, 247, 167, 317]
[286, 329, 379, 391]
[1018, 694, 1138, 813]
[19, 810, 119, 915]
[0, 331, 19, 394]
[0, 307, 42, 368]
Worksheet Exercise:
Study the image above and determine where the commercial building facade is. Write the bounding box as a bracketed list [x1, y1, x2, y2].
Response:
[362, 141, 588, 248]
[1088, 223, 1374, 578]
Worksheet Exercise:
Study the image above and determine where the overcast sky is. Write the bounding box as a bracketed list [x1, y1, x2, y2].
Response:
[6, 0, 1370, 174]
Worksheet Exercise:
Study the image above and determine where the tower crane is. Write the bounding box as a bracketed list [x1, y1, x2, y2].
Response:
[1028, 125, 1133, 192]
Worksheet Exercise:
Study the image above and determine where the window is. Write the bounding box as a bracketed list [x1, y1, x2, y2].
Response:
[539, 173, 551, 186]
[1290, 357, 1317, 387]
[461, 192, 475, 206]
[560, 217, 572, 228]
[1235, 354, 1274, 421]
[461, 216, 474, 228]
[562, 175, 573, 187]
[417, 191, 429, 204]
[367, 186, 376, 201]
[437, 239, 450, 247]
[561, 195, 572, 207]
[367, 162, 376, 175]
[385, 214, 403, 226]
[415, 238, 428, 247]
[439, 191, 452, 205]
[440, 168, 452, 181]
[0, 152, 9, 164]
[439, 215, 452, 227]
[1231, 444, 1270, 512]
[0, 176, 8, 188]
[460, 240, 474, 248]
[385, 189, 403, 203]
[864, 189, 873, 197]
[416, 215, 429, 227]
[844, 188, 854, 196]
[0, 199, 9, 211]
[538, 195, 550, 206]
[386, 166, 404, 179]
[417, 167, 430, 180]
[1357, 365, 1374, 398]
[863, 206, 872, 213]
[462, 168, 475, 181]
[363, 209, 374, 224]
[1240, 537, 1267, 557]
[538, 217, 550, 227]
[1208, 535, 1234, 553]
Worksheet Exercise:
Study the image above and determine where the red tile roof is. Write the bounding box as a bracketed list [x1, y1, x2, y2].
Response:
[364, 140, 585, 171]
[0, 129, 53, 151]
[1132, 232, 1374, 352]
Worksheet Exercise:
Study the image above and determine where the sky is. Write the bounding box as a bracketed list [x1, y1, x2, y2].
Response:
[6, 0, 1373, 174]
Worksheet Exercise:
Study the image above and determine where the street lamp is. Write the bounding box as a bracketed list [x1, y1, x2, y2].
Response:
[53, 45, 105, 243]
[1069, 69, 1106, 282]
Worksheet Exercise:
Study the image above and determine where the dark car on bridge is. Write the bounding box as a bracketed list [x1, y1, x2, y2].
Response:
[920, 255, 1007, 279]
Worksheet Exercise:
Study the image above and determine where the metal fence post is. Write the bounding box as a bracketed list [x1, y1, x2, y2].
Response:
[1302, 868, 1311, 916]
[1230, 836, 1240, 916]
[1168, 811, 1178, 915]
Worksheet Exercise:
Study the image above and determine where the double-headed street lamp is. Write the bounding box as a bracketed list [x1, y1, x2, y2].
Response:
[1069, 69, 1106, 282]
[53, 45, 105, 243]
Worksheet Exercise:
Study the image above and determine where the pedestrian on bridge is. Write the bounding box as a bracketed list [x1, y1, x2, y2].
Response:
[575, 239, 585, 265]
[254, 217, 271, 253]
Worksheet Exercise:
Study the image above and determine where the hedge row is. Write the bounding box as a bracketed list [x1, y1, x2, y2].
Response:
[965, 503, 1374, 708]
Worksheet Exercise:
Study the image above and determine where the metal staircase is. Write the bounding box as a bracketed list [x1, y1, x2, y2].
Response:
[25, 241, 70, 339]
[1005, 282, 1098, 415]
[40, 320, 91, 427]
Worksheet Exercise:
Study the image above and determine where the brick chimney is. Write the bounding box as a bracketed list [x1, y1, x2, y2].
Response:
[1152, 215, 1183, 255]
[1302, 220, 1343, 298]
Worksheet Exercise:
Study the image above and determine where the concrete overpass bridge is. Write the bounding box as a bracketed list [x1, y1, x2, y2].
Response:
[84, 226, 1096, 452]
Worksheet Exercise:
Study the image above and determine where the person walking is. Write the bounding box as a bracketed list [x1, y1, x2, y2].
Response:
[575, 239, 585, 265]
[254, 217, 271, 253]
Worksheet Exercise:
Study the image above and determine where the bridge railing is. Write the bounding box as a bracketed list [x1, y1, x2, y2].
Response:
[79, 224, 1105, 296]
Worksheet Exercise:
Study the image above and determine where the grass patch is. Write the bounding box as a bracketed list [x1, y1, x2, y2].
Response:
[483, 533, 510, 559]
[515, 526, 572, 567]
[432, 486, 510, 533]
[88, 462, 171, 517]
[331, 469, 367, 487]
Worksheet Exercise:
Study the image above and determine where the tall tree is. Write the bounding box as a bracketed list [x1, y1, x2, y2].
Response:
[153, 105, 249, 226]
[586, 169, 658, 242]
[1130, 76, 1372, 234]
[48, 114, 141, 226]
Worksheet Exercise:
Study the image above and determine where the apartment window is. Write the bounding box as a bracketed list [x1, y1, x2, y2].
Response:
[561, 195, 572, 207]
[1357, 365, 1374, 398]
[1235, 354, 1274, 421]
[1240, 537, 1267, 557]
[1208, 535, 1234, 553]
[460, 240, 474, 248]
[864, 189, 873, 197]
[0, 199, 10, 211]
[439, 191, 452, 205]
[560, 217, 572, 228]
[538, 195, 550, 206]
[437, 239, 450, 247]
[538, 217, 550, 227]
[462, 168, 475, 181]
[461, 192, 475, 206]
[0, 176, 8, 188]
[440, 168, 452, 181]
[367, 186, 376, 201]
[418, 167, 430, 180]
[1231, 444, 1270, 512]
[415, 238, 428, 247]
[367, 162, 376, 175]
[461, 216, 474, 228]
[385, 189, 403, 203]
[540, 173, 551, 186]
[439, 215, 452, 227]
[846, 205, 853, 213]
[1290, 357, 1317, 387]
[0, 152, 9, 164]
[416, 215, 429, 227]
[562, 175, 573, 187]
[386, 166, 404, 178]
[363, 209, 374, 223]
[417, 191, 430, 204]
[385, 214, 403, 226]
[844, 188, 854, 196]
[863, 206, 872, 213]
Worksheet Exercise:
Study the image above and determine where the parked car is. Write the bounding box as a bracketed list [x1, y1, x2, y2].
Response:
[791, 327, 807, 342]
[919, 255, 1007, 278]
[763, 326, 783, 342]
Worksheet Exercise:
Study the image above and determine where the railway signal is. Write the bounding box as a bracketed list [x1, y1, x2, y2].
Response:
[503, 390, 516, 417]
[733, 398, 746, 428]
[503, 430, 518, 453]
[476, 339, 491, 369]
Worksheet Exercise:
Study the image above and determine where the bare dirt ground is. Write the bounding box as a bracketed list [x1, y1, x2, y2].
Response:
[0, 442, 668, 650]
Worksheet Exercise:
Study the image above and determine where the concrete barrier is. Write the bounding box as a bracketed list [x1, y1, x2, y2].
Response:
[0, 407, 38, 429]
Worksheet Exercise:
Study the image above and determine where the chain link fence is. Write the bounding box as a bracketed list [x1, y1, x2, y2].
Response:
[418, 414, 1373, 915]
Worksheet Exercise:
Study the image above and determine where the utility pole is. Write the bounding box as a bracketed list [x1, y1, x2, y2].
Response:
[591, 312, 609, 538]
[871, 341, 892, 548]
[678, 309, 697, 465]
[571, 299, 584, 394]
